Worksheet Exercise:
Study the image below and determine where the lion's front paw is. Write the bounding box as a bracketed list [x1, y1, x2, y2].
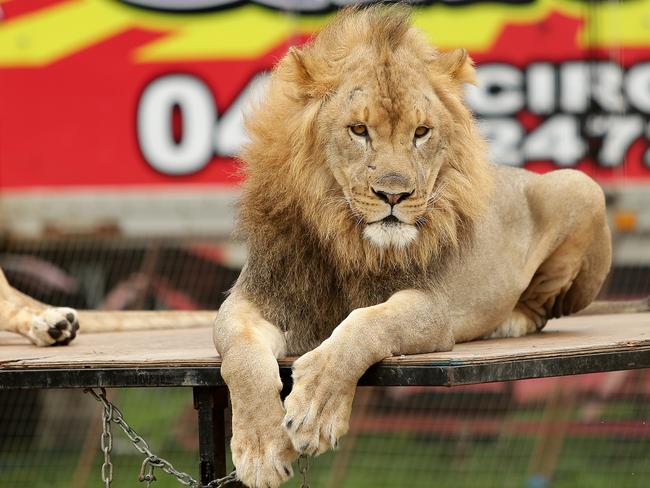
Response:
[28, 307, 79, 346]
[283, 348, 356, 456]
[232, 423, 297, 488]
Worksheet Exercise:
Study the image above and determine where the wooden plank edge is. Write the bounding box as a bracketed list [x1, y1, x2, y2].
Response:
[2, 349, 649, 390]
[3, 340, 650, 370]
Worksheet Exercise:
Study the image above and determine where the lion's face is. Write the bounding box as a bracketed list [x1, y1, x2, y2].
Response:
[241, 7, 492, 272]
[318, 55, 450, 249]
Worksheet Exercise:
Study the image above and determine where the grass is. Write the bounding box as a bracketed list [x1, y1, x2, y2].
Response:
[1, 388, 649, 488]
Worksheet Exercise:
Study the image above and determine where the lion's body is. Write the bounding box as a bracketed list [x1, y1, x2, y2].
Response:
[238, 163, 610, 355]
[445, 165, 610, 341]
[211, 7, 613, 487]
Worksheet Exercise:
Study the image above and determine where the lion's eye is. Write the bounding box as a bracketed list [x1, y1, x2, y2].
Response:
[349, 124, 369, 138]
[414, 126, 430, 138]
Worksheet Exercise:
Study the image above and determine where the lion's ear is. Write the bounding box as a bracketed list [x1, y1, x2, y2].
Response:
[286, 46, 313, 88]
[438, 48, 477, 86]
[281, 46, 331, 99]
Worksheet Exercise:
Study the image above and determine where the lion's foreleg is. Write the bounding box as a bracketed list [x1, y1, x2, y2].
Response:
[213, 290, 297, 488]
[0, 268, 79, 346]
[283, 289, 453, 456]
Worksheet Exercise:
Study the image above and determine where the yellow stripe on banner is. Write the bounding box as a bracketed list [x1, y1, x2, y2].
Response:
[412, 0, 586, 50]
[584, 2, 650, 48]
[0, 0, 131, 66]
[134, 6, 304, 61]
[0, 0, 648, 67]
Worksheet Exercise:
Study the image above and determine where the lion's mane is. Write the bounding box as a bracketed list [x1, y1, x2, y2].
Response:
[234, 6, 493, 352]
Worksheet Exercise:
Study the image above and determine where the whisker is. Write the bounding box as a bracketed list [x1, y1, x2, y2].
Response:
[425, 182, 448, 210]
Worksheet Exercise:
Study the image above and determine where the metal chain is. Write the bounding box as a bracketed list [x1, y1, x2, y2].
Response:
[85, 388, 239, 488]
[298, 455, 311, 488]
[100, 398, 114, 487]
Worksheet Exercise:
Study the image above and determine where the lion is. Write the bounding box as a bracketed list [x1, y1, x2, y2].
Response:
[212, 6, 613, 488]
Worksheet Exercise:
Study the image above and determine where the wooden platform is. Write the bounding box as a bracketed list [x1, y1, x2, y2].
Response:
[1, 313, 649, 389]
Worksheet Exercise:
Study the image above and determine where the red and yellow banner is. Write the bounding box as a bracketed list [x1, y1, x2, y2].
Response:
[1, 0, 649, 191]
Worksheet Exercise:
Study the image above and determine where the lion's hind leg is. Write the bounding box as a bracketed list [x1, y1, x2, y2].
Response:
[0, 269, 79, 346]
[489, 234, 608, 340]
[516, 248, 583, 331]
[508, 170, 612, 335]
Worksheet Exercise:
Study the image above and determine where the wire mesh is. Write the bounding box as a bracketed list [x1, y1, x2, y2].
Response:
[0, 232, 648, 487]
[2, 1, 649, 486]
[1, 377, 650, 487]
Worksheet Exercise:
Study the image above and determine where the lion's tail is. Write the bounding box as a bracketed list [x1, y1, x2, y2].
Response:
[575, 297, 650, 316]
[76, 310, 216, 333]
[64, 297, 650, 332]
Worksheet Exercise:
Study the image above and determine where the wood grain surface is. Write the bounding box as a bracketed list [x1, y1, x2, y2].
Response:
[1, 313, 649, 370]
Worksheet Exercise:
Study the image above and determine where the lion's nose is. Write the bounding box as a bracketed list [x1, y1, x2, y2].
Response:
[372, 188, 413, 206]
